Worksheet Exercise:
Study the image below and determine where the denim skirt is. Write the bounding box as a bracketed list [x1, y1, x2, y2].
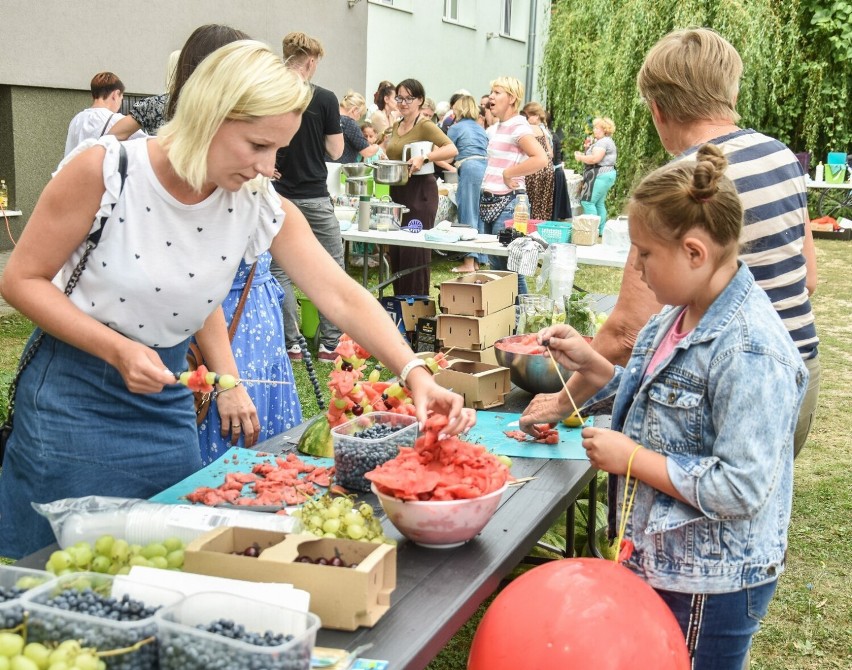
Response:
[0, 332, 201, 558]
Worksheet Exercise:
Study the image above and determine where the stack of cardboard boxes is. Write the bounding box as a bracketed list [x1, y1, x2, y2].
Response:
[426, 271, 518, 409]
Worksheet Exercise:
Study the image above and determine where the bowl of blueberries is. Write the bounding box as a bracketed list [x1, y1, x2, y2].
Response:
[331, 412, 419, 493]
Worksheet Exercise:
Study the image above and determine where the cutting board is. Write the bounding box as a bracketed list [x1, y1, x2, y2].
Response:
[149, 446, 334, 506]
[465, 411, 589, 460]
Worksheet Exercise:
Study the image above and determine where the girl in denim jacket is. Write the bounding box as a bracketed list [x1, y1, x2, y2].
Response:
[522, 144, 808, 669]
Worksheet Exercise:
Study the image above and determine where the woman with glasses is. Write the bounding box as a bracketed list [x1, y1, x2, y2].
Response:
[384, 79, 458, 296]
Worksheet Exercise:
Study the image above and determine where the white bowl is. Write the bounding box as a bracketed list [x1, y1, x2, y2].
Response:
[371, 482, 508, 549]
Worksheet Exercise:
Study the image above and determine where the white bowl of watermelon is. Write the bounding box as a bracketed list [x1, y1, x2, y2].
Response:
[370, 482, 508, 549]
[365, 416, 511, 549]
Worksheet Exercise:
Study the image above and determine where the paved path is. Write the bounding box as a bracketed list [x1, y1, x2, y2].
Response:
[0, 250, 15, 316]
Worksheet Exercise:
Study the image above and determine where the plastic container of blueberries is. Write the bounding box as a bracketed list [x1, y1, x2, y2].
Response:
[155, 591, 320, 670]
[331, 411, 419, 492]
[21, 571, 183, 670]
[0, 565, 53, 629]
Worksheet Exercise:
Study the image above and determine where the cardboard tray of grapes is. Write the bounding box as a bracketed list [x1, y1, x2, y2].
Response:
[183, 527, 396, 631]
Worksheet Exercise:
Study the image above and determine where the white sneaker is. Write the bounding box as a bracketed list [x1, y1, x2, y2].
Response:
[287, 345, 302, 361]
[350, 256, 364, 267]
[318, 344, 338, 362]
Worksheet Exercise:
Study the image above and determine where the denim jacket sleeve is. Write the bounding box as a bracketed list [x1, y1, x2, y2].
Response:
[663, 348, 807, 524]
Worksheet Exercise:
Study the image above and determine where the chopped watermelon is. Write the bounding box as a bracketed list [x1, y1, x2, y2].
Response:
[365, 414, 510, 501]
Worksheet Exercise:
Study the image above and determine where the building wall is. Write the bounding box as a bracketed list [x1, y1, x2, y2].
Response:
[0, 0, 367, 249]
[364, 0, 547, 106]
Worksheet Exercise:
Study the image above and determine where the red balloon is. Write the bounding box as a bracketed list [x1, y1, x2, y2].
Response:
[468, 558, 690, 669]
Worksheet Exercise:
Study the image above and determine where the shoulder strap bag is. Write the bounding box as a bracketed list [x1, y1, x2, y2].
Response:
[0, 144, 128, 466]
[186, 262, 257, 425]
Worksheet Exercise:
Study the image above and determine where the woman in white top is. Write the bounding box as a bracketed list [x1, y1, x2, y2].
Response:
[0, 41, 475, 559]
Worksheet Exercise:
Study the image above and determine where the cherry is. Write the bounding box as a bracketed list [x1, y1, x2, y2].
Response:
[341, 361, 354, 372]
[242, 543, 260, 558]
[329, 556, 345, 567]
[352, 405, 364, 416]
[296, 555, 314, 563]
[316, 557, 329, 566]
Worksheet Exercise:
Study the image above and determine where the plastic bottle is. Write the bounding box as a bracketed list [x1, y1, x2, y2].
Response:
[548, 243, 578, 306]
[513, 193, 529, 233]
[0, 179, 8, 210]
[815, 161, 824, 183]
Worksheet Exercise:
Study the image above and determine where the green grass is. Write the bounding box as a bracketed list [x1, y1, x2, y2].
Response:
[1, 244, 850, 668]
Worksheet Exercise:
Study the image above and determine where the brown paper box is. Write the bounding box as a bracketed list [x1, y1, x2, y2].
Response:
[437, 306, 515, 350]
[183, 527, 396, 631]
[433, 360, 511, 409]
[443, 346, 498, 366]
[439, 271, 518, 317]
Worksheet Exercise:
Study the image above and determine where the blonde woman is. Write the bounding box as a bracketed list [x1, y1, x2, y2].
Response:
[479, 76, 548, 292]
[574, 116, 617, 233]
[338, 90, 383, 164]
[0, 41, 474, 558]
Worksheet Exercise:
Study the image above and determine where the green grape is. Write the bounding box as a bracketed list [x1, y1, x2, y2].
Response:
[149, 556, 169, 570]
[70, 653, 99, 670]
[47, 646, 72, 665]
[342, 511, 362, 527]
[165, 549, 185, 569]
[15, 576, 44, 590]
[10, 657, 39, 670]
[162, 536, 183, 552]
[0, 632, 25, 658]
[347, 523, 366, 540]
[47, 662, 69, 670]
[128, 544, 143, 556]
[23, 642, 51, 669]
[110, 539, 130, 563]
[323, 505, 341, 520]
[322, 518, 341, 535]
[70, 544, 93, 570]
[140, 542, 167, 559]
[308, 514, 323, 529]
[116, 566, 131, 576]
[358, 503, 374, 518]
[47, 550, 73, 573]
[0, 656, 9, 670]
[94, 535, 115, 556]
[128, 555, 150, 568]
[90, 555, 111, 574]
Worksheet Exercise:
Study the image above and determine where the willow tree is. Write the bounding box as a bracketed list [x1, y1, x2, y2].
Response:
[543, 0, 851, 215]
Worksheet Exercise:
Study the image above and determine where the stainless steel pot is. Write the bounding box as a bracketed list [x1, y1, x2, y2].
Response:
[373, 160, 410, 186]
[344, 176, 371, 197]
[370, 196, 409, 227]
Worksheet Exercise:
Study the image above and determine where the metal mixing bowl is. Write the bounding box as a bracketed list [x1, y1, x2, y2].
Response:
[341, 163, 373, 178]
[493, 334, 574, 395]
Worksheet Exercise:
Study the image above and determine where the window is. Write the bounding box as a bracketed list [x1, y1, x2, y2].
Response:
[502, 0, 512, 35]
[444, 0, 458, 20]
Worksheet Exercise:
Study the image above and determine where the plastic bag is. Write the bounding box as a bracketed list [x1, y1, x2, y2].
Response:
[34, 495, 302, 548]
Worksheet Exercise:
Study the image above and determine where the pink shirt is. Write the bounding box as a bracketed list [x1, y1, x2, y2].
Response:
[646, 309, 692, 376]
[481, 114, 533, 194]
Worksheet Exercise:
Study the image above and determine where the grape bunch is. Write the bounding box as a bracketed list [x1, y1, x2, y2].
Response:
[291, 495, 393, 544]
[0, 634, 105, 670]
[334, 422, 415, 492]
[160, 617, 310, 670]
[26, 582, 161, 670]
[44, 535, 185, 576]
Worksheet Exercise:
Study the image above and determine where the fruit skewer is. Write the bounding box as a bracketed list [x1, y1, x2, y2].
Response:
[172, 365, 291, 395]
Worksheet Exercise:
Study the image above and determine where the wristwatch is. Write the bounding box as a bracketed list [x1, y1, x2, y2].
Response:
[399, 359, 431, 388]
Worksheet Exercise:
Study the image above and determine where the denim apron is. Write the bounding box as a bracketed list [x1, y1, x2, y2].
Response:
[0, 332, 201, 558]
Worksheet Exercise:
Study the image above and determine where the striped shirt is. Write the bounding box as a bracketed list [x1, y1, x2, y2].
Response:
[682, 129, 818, 358]
[481, 114, 533, 194]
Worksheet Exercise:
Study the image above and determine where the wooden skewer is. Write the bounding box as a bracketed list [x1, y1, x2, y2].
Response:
[509, 476, 538, 486]
[548, 348, 585, 425]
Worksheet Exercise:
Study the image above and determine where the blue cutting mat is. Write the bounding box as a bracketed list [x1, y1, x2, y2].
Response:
[465, 411, 589, 460]
[150, 446, 334, 506]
